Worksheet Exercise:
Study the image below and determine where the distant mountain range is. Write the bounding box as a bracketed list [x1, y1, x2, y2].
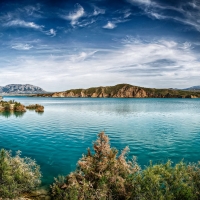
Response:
[0, 84, 46, 94]
[0, 84, 199, 97]
[183, 86, 200, 91]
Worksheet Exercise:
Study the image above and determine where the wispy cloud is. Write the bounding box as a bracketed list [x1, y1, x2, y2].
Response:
[0, 39, 199, 90]
[128, 0, 152, 6]
[103, 21, 116, 29]
[4, 19, 43, 30]
[3, 19, 57, 37]
[124, 9, 131, 18]
[128, 0, 200, 32]
[103, 17, 130, 29]
[44, 28, 57, 37]
[93, 7, 105, 16]
[11, 43, 33, 50]
[23, 4, 41, 16]
[64, 3, 85, 26]
[70, 51, 97, 62]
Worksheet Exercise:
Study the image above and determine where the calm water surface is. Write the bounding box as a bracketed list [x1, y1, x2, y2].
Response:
[0, 97, 200, 186]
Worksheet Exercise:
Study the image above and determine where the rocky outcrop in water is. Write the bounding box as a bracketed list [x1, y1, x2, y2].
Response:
[0, 100, 26, 112]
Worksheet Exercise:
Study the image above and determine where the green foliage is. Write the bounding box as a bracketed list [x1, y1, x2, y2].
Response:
[51, 132, 200, 200]
[107, 84, 132, 95]
[51, 132, 140, 199]
[141, 87, 200, 98]
[69, 89, 83, 95]
[0, 149, 41, 198]
[129, 160, 198, 200]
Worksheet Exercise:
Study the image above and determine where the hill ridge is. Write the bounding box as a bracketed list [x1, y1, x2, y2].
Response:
[34, 83, 200, 98]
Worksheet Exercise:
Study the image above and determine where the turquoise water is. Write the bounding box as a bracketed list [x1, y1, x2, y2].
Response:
[1, 97, 200, 186]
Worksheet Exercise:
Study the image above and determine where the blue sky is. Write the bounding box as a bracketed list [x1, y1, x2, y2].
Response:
[0, 0, 200, 91]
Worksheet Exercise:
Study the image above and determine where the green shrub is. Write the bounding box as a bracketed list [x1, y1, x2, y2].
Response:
[51, 132, 200, 200]
[129, 160, 198, 200]
[51, 132, 140, 199]
[0, 149, 41, 198]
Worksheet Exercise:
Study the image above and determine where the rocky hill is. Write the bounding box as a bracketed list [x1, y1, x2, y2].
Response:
[0, 84, 46, 95]
[34, 84, 200, 98]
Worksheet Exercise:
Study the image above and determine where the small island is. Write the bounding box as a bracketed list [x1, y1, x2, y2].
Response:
[0, 100, 44, 113]
[26, 104, 44, 112]
[0, 100, 26, 112]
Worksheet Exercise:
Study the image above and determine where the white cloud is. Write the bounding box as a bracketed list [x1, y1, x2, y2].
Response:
[0, 39, 199, 90]
[65, 3, 85, 26]
[11, 43, 33, 50]
[93, 7, 105, 16]
[3, 19, 57, 37]
[124, 11, 131, 18]
[181, 42, 192, 50]
[128, 0, 200, 32]
[0, 13, 13, 22]
[4, 19, 43, 30]
[44, 28, 57, 37]
[128, 0, 152, 6]
[103, 21, 116, 29]
[23, 4, 41, 16]
[70, 51, 97, 62]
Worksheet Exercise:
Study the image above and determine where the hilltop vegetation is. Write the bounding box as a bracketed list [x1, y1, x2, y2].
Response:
[34, 84, 200, 98]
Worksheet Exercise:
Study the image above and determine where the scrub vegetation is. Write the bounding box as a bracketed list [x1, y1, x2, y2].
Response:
[0, 149, 41, 198]
[1, 132, 200, 199]
[51, 132, 200, 200]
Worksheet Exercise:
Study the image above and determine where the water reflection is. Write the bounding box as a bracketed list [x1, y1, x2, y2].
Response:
[0, 111, 25, 118]
[0, 110, 44, 118]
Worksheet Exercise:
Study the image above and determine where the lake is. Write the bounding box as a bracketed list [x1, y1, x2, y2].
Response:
[0, 97, 200, 186]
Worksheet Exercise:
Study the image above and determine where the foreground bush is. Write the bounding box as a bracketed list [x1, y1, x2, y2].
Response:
[51, 132, 140, 199]
[130, 161, 200, 200]
[51, 132, 200, 200]
[0, 149, 41, 198]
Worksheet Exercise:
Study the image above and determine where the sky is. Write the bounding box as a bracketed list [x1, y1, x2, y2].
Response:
[0, 0, 200, 91]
